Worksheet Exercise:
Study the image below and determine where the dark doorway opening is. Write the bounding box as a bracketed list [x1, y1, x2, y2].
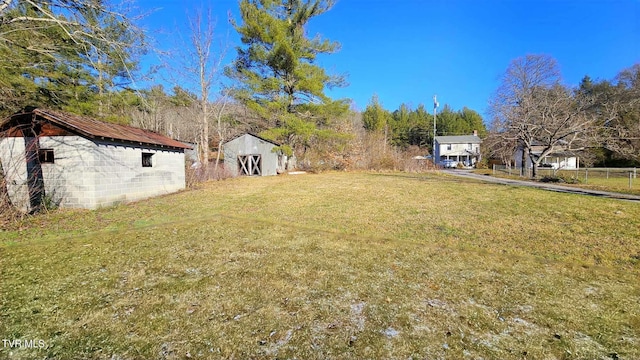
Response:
[238, 155, 262, 176]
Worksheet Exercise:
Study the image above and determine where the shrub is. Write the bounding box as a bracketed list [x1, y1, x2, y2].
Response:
[185, 160, 232, 187]
[539, 175, 581, 184]
[539, 175, 565, 183]
[475, 158, 489, 169]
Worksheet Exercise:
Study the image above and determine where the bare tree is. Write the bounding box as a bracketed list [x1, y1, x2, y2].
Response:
[483, 131, 517, 168]
[212, 90, 230, 177]
[489, 54, 606, 177]
[603, 64, 640, 163]
[161, 7, 228, 172]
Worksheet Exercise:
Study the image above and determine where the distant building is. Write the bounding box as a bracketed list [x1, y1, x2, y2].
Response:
[180, 141, 199, 163]
[222, 133, 292, 177]
[0, 107, 191, 211]
[514, 145, 579, 170]
[434, 131, 482, 167]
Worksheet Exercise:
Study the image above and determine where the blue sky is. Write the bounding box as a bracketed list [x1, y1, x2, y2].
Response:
[138, 0, 639, 119]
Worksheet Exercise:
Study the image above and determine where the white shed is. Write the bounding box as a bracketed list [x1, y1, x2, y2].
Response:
[0, 107, 191, 212]
[222, 133, 288, 177]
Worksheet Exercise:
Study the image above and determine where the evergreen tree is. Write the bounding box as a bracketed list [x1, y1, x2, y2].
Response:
[81, 7, 145, 117]
[406, 104, 432, 148]
[390, 103, 411, 145]
[362, 95, 390, 132]
[437, 105, 465, 136]
[0, 0, 144, 117]
[226, 0, 349, 153]
[386, 102, 486, 150]
[459, 107, 486, 136]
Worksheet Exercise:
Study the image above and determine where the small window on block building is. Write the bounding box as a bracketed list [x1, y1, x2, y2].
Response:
[38, 149, 54, 163]
[142, 152, 154, 167]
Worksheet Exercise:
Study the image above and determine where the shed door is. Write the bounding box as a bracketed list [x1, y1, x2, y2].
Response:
[238, 155, 262, 176]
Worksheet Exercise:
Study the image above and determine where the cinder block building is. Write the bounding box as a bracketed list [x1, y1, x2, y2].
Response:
[0, 107, 190, 211]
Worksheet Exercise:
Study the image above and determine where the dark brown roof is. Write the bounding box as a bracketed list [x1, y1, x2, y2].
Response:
[3, 108, 191, 150]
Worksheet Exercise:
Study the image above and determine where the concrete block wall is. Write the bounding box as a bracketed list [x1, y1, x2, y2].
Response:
[38, 136, 99, 209]
[91, 141, 185, 208]
[1, 136, 186, 211]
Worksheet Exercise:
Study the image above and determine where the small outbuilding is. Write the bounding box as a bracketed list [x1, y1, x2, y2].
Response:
[514, 145, 579, 170]
[222, 133, 290, 177]
[0, 107, 191, 211]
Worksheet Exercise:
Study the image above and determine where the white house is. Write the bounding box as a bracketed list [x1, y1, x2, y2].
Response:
[434, 131, 482, 167]
[0, 107, 191, 212]
[514, 145, 579, 170]
[222, 133, 292, 177]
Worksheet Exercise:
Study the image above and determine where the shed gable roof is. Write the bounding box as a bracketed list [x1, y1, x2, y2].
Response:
[226, 133, 281, 147]
[1, 108, 191, 150]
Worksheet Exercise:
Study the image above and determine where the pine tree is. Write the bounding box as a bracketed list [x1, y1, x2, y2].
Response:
[227, 0, 349, 153]
[362, 95, 389, 132]
[0, 0, 143, 117]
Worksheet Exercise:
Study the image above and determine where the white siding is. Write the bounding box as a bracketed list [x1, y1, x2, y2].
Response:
[514, 148, 578, 170]
[438, 143, 480, 157]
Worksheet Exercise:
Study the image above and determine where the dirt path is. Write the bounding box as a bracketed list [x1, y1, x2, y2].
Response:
[446, 169, 640, 202]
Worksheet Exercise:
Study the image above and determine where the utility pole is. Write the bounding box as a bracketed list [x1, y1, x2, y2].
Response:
[433, 95, 439, 164]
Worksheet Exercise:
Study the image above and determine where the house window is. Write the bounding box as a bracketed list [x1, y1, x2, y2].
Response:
[142, 152, 154, 167]
[446, 144, 452, 151]
[38, 149, 54, 163]
[468, 143, 473, 150]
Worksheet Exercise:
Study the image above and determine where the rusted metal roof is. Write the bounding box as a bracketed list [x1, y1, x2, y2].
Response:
[3, 108, 191, 150]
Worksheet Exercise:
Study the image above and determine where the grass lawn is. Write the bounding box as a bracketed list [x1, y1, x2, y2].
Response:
[1, 171, 639, 359]
[476, 168, 640, 196]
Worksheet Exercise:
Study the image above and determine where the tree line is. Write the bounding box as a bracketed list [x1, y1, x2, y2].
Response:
[0, 0, 489, 170]
[362, 95, 487, 151]
[1, 1, 638, 178]
[0, 0, 357, 168]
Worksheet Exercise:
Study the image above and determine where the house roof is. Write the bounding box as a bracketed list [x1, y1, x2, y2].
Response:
[435, 135, 482, 144]
[1, 108, 191, 150]
[542, 151, 577, 158]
